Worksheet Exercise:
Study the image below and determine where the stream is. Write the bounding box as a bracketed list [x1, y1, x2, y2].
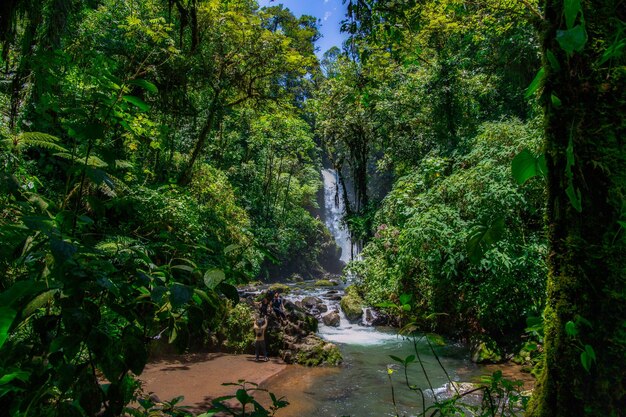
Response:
[262, 169, 494, 416]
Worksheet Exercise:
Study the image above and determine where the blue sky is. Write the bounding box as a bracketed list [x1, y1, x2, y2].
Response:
[257, 0, 349, 57]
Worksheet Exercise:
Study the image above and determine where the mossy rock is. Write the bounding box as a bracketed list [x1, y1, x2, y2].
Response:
[315, 279, 339, 287]
[293, 338, 342, 366]
[268, 283, 290, 293]
[340, 285, 364, 322]
[470, 336, 503, 364]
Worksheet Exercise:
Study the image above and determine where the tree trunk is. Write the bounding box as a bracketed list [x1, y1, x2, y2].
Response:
[527, 1, 626, 415]
[179, 98, 220, 184]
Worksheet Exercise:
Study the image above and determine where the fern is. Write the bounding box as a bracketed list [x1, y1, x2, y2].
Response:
[54, 152, 109, 167]
[2, 132, 67, 153]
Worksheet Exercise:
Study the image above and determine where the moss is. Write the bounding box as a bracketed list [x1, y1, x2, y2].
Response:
[340, 285, 364, 322]
[314, 279, 338, 287]
[294, 341, 342, 366]
[268, 283, 290, 293]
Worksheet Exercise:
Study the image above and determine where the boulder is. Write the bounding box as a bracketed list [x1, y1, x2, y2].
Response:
[314, 279, 339, 287]
[322, 311, 340, 327]
[268, 283, 291, 294]
[340, 285, 365, 322]
[301, 296, 323, 310]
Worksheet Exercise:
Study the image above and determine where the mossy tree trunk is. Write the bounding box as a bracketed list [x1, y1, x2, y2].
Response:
[528, 0, 626, 416]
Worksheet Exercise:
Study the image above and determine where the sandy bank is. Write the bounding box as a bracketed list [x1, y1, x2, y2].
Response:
[139, 353, 289, 414]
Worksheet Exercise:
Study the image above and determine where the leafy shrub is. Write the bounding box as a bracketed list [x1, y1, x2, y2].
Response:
[352, 118, 547, 339]
[220, 302, 255, 354]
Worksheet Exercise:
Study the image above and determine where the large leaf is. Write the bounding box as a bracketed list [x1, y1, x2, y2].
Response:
[169, 283, 193, 308]
[557, 25, 588, 55]
[564, 0, 582, 29]
[0, 307, 17, 349]
[525, 67, 545, 99]
[217, 282, 239, 305]
[127, 78, 158, 93]
[467, 217, 505, 263]
[512, 149, 547, 185]
[204, 269, 226, 290]
[122, 95, 150, 112]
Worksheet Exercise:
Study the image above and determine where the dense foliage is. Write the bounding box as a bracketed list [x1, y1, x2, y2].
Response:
[350, 119, 547, 340]
[312, 0, 548, 347]
[0, 0, 328, 415]
[1, 0, 624, 415]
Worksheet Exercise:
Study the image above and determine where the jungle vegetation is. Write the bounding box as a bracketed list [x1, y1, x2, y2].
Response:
[0, 0, 624, 416]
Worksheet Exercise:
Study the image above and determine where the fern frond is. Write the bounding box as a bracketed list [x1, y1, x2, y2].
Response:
[115, 159, 134, 169]
[54, 152, 109, 167]
[14, 132, 67, 152]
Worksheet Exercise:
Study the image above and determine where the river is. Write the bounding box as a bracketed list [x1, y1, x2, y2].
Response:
[261, 169, 499, 416]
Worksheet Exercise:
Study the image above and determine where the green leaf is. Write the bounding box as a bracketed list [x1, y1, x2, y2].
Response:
[566, 184, 583, 212]
[546, 49, 561, 71]
[169, 284, 193, 308]
[171, 265, 195, 274]
[467, 217, 505, 263]
[565, 320, 578, 336]
[0, 370, 30, 386]
[525, 67, 545, 99]
[580, 349, 594, 372]
[217, 282, 239, 305]
[0, 307, 17, 349]
[399, 293, 412, 306]
[127, 79, 158, 93]
[557, 25, 588, 55]
[235, 388, 252, 405]
[405, 354, 416, 365]
[564, 0, 582, 29]
[512, 149, 547, 185]
[599, 25, 625, 65]
[389, 355, 404, 364]
[551, 94, 562, 107]
[122, 95, 150, 112]
[584, 344, 596, 361]
[204, 269, 226, 290]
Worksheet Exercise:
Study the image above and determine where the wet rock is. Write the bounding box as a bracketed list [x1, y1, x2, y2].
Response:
[340, 285, 364, 322]
[322, 311, 340, 327]
[324, 295, 342, 301]
[301, 296, 323, 309]
[315, 279, 339, 287]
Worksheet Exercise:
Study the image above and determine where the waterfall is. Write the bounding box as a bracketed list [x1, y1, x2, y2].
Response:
[321, 168, 353, 264]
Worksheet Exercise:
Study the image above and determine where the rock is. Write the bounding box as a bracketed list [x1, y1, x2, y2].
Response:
[314, 279, 339, 287]
[324, 295, 342, 301]
[325, 290, 339, 294]
[268, 283, 290, 294]
[301, 296, 323, 309]
[290, 273, 304, 282]
[340, 285, 364, 322]
[322, 311, 340, 327]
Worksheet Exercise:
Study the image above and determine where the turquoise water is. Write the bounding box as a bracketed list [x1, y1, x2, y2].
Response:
[265, 317, 485, 417]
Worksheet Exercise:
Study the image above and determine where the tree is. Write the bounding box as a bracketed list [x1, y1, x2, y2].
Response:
[526, 0, 626, 415]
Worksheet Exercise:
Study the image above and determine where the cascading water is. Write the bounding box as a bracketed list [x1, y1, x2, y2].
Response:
[266, 169, 486, 416]
[321, 168, 354, 264]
